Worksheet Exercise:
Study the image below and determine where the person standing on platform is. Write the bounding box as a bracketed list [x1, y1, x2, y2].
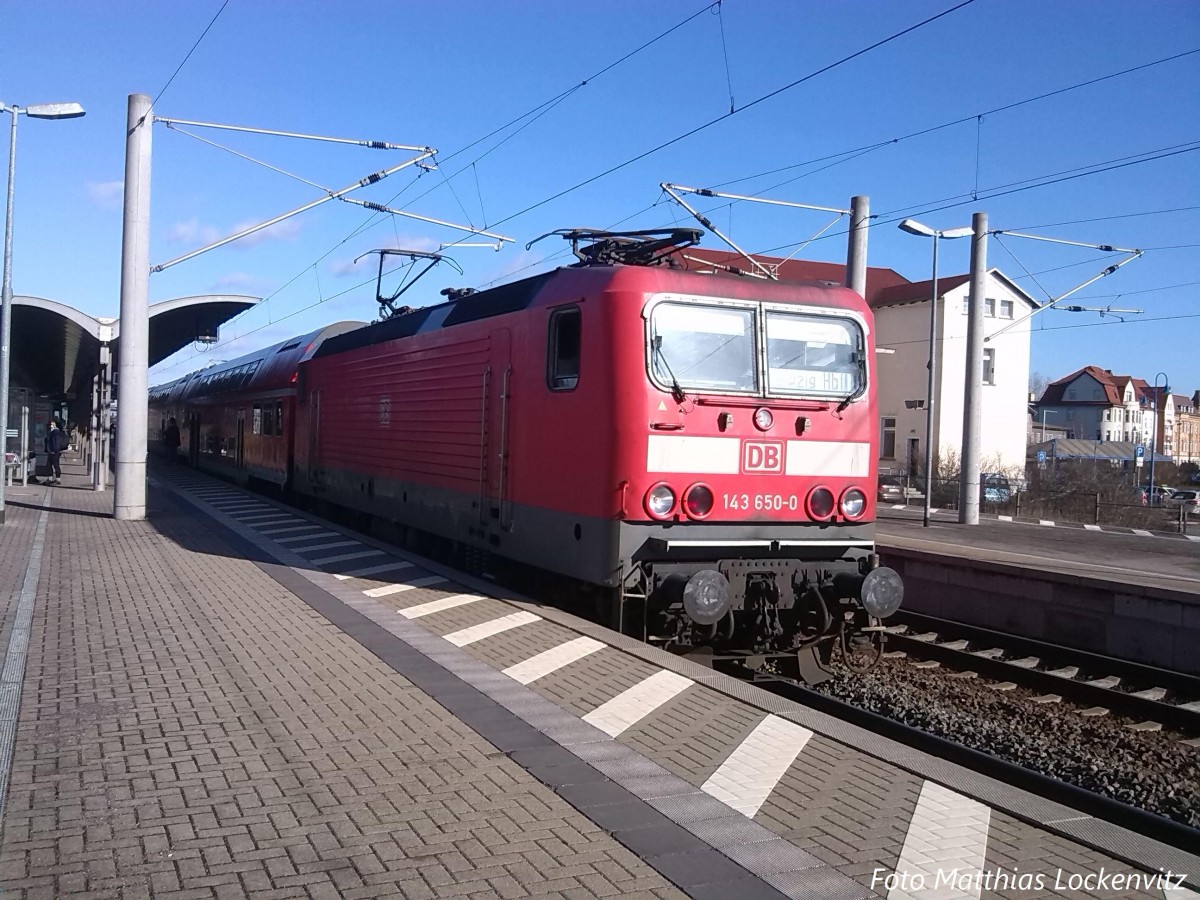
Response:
[164, 417, 181, 463]
[45, 419, 66, 484]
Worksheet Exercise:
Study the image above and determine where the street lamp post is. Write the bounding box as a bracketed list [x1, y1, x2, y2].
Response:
[0, 101, 86, 524]
[1039, 408, 1058, 442]
[1149, 371, 1168, 503]
[898, 218, 972, 527]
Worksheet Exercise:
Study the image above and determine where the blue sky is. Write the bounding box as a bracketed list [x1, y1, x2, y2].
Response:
[3, 1, 1198, 396]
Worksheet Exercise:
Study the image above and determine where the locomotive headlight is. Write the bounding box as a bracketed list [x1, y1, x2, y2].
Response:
[645, 483, 677, 519]
[806, 486, 835, 520]
[683, 483, 714, 519]
[839, 488, 867, 519]
[682, 569, 731, 625]
[753, 407, 773, 431]
[832, 566, 904, 618]
[860, 567, 904, 618]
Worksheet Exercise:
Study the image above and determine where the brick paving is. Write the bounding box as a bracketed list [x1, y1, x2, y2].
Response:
[0, 465, 686, 899]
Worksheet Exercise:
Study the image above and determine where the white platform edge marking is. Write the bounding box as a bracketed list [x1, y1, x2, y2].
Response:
[1133, 529, 1153, 537]
[291, 539, 360, 553]
[1039, 519, 1055, 527]
[276, 532, 338, 544]
[503, 636, 606, 684]
[444, 611, 541, 647]
[1188, 535, 1200, 543]
[997, 515, 1012, 522]
[334, 560, 414, 580]
[701, 714, 813, 818]
[582, 670, 692, 737]
[398, 593, 481, 618]
[889, 780, 991, 900]
[259, 524, 323, 536]
[1083, 524, 1102, 532]
[307, 549, 385, 566]
[363, 575, 448, 598]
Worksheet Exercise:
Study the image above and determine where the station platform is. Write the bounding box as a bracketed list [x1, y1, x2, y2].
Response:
[1, 453, 1197, 899]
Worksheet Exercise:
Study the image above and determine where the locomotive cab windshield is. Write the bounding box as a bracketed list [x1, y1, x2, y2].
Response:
[645, 295, 866, 401]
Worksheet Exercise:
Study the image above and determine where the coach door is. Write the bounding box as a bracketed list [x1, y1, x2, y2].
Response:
[236, 409, 246, 469]
[307, 391, 322, 489]
[188, 413, 200, 466]
[484, 330, 512, 531]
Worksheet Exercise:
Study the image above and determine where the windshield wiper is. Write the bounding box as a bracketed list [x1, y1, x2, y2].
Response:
[835, 346, 866, 412]
[652, 336, 688, 404]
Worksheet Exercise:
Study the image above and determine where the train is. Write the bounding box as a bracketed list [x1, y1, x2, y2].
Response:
[150, 229, 902, 682]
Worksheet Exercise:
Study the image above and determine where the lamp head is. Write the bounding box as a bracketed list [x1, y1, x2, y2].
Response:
[24, 102, 86, 120]
[898, 219, 936, 237]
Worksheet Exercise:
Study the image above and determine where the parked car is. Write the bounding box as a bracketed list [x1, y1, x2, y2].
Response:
[1165, 490, 1200, 515]
[982, 473, 1011, 504]
[1142, 484, 1174, 505]
[878, 475, 921, 503]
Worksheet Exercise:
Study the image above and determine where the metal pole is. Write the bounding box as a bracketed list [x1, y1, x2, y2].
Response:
[114, 94, 152, 520]
[846, 195, 869, 298]
[958, 211, 987, 524]
[922, 233, 939, 528]
[90, 366, 99, 487]
[98, 344, 110, 491]
[0, 107, 17, 524]
[1041, 408, 1047, 443]
[20, 403, 28, 486]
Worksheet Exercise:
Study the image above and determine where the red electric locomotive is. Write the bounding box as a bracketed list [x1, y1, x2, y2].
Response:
[153, 229, 902, 678]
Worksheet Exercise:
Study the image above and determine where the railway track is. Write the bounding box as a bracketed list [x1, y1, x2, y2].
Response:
[883, 611, 1200, 738]
[729, 664, 1200, 857]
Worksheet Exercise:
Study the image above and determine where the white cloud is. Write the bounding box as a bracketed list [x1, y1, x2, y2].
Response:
[86, 180, 124, 210]
[212, 272, 273, 294]
[228, 217, 303, 248]
[167, 217, 220, 244]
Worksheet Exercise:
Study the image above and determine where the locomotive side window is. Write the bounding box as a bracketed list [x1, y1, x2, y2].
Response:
[764, 312, 863, 399]
[649, 303, 757, 394]
[548, 307, 581, 391]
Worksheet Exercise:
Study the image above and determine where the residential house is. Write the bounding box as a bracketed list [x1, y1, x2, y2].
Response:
[681, 249, 1038, 475]
[1175, 392, 1200, 464]
[1036, 367, 1168, 457]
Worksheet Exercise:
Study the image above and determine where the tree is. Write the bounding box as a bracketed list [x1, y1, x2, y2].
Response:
[1028, 371, 1051, 402]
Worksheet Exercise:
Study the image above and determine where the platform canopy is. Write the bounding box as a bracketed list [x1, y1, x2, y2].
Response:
[9, 293, 258, 400]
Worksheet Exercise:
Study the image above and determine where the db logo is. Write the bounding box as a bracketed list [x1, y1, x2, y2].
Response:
[742, 440, 784, 474]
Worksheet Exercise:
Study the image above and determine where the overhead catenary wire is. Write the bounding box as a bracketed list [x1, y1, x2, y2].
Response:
[158, 0, 730, 374]
[153, 9, 1195, 379]
[151, 0, 230, 107]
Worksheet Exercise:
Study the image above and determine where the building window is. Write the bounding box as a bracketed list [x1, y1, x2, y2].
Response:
[547, 307, 581, 391]
[275, 401, 284, 436]
[985, 298, 996, 317]
[999, 299, 1014, 319]
[982, 348, 995, 385]
[252, 405, 262, 435]
[881, 417, 896, 459]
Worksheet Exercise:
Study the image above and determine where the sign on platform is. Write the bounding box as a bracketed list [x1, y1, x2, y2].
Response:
[1036, 450, 1047, 464]
[1135, 444, 1145, 467]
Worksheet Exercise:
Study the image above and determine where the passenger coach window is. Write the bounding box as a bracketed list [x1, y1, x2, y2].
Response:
[548, 307, 581, 390]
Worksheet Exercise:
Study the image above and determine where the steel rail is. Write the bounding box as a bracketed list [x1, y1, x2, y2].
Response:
[886, 611, 1200, 734]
